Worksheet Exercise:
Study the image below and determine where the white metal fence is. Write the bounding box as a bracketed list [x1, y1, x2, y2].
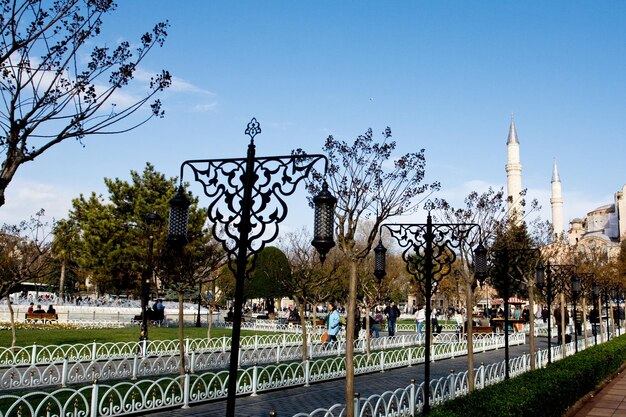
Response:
[0, 332, 526, 416]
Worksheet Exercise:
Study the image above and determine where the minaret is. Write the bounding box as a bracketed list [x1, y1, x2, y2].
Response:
[550, 158, 564, 241]
[505, 114, 523, 224]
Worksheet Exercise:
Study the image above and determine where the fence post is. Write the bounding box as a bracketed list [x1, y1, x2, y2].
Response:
[353, 393, 360, 417]
[185, 338, 190, 356]
[408, 347, 413, 367]
[61, 357, 68, 387]
[190, 352, 196, 373]
[90, 379, 99, 417]
[142, 339, 147, 357]
[251, 364, 258, 396]
[449, 370, 456, 400]
[410, 379, 416, 415]
[276, 345, 281, 364]
[480, 361, 485, 389]
[31, 344, 37, 366]
[304, 360, 310, 387]
[132, 354, 138, 380]
[182, 371, 190, 409]
[380, 350, 386, 373]
[92, 340, 97, 361]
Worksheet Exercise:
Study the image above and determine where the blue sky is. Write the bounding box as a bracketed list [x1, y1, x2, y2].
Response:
[2, 1, 625, 237]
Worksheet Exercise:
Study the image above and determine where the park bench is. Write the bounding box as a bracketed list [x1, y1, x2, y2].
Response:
[25, 313, 58, 324]
[224, 316, 245, 323]
[131, 314, 164, 326]
[473, 326, 494, 334]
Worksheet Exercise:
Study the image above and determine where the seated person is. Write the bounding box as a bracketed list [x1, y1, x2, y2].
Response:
[47, 304, 56, 315]
[33, 304, 45, 314]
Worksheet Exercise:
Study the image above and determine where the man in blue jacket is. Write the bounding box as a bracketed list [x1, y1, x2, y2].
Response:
[326, 302, 341, 343]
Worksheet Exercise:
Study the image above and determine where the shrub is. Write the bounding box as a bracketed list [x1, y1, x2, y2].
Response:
[428, 335, 626, 417]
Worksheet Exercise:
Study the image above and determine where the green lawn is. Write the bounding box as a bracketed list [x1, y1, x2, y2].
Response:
[0, 326, 257, 348]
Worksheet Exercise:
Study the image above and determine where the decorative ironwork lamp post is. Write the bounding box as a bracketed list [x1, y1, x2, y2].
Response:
[535, 262, 575, 364]
[167, 119, 336, 417]
[374, 200, 487, 414]
[570, 275, 581, 353]
[140, 211, 162, 341]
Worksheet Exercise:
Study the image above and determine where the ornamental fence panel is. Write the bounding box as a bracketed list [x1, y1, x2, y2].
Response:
[3, 335, 606, 417]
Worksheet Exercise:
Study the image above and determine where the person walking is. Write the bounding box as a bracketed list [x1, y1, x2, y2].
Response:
[384, 302, 400, 337]
[415, 304, 426, 335]
[326, 302, 341, 343]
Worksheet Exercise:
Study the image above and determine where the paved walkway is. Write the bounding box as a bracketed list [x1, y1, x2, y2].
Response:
[571, 366, 626, 417]
[145, 338, 550, 417]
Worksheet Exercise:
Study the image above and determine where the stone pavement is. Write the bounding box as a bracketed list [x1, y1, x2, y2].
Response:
[145, 338, 551, 417]
[571, 365, 626, 417]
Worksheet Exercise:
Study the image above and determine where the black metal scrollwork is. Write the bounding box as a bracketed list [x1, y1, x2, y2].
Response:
[179, 119, 326, 273]
[384, 222, 479, 290]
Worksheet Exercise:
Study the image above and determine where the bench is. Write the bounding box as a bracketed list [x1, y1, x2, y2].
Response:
[224, 316, 245, 323]
[25, 313, 58, 323]
[472, 326, 494, 334]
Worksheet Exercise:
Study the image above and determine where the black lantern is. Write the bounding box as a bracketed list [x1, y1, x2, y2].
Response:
[167, 186, 191, 246]
[571, 275, 581, 295]
[311, 181, 337, 262]
[473, 243, 488, 285]
[535, 264, 545, 287]
[373, 240, 387, 282]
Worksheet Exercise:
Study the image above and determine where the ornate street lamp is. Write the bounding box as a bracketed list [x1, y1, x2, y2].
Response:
[535, 262, 575, 364]
[374, 200, 487, 414]
[167, 118, 335, 417]
[141, 211, 162, 341]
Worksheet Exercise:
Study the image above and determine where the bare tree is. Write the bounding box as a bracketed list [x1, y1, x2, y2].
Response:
[278, 228, 343, 361]
[296, 127, 438, 417]
[0, 0, 171, 206]
[0, 209, 53, 347]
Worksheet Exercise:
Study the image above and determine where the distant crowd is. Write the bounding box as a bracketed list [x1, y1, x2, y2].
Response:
[4, 292, 199, 311]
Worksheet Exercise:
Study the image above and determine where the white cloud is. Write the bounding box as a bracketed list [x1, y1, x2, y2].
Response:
[193, 102, 218, 112]
[0, 180, 75, 226]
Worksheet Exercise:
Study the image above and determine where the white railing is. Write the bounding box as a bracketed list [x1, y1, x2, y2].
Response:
[291, 335, 599, 417]
[0, 332, 520, 390]
[0, 332, 526, 416]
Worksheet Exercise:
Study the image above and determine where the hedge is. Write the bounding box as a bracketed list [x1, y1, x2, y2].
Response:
[428, 334, 626, 417]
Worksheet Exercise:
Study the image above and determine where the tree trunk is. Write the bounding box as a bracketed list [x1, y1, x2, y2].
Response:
[207, 303, 213, 340]
[465, 279, 475, 391]
[58, 260, 66, 305]
[299, 299, 309, 362]
[178, 292, 186, 375]
[581, 298, 588, 349]
[560, 293, 566, 357]
[8, 297, 16, 349]
[344, 260, 357, 417]
[528, 284, 536, 370]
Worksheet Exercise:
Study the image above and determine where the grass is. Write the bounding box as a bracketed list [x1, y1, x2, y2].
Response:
[0, 326, 264, 348]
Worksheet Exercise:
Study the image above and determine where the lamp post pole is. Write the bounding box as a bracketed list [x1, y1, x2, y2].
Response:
[140, 211, 161, 341]
[374, 200, 487, 414]
[167, 119, 336, 417]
